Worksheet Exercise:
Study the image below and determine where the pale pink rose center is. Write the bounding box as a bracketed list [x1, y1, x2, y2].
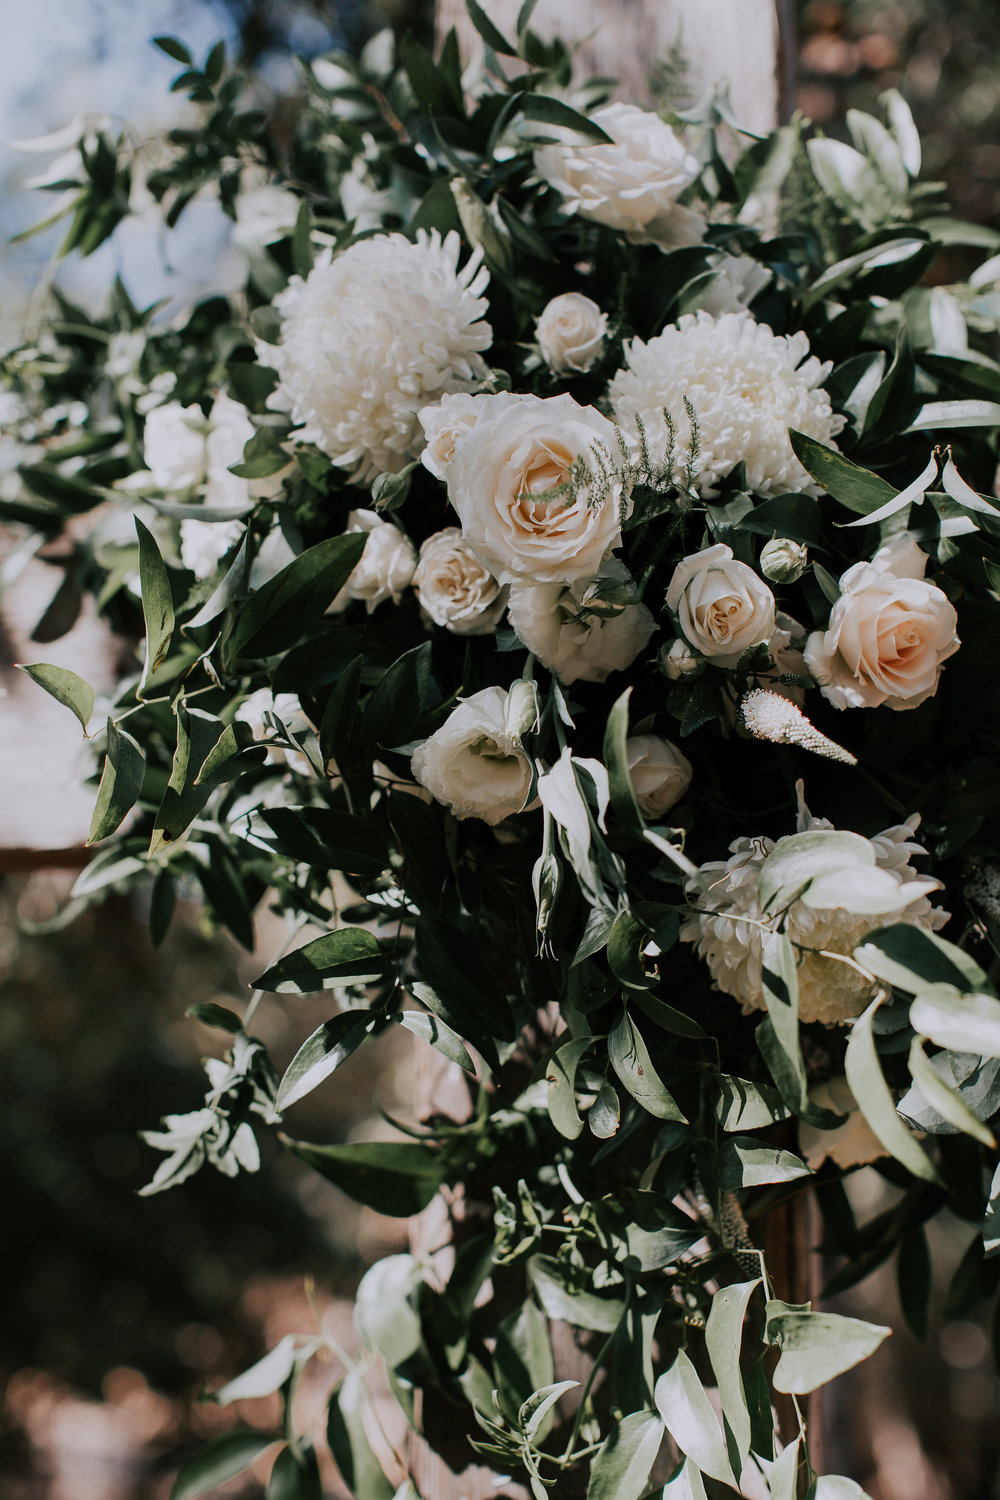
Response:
[696, 592, 751, 645]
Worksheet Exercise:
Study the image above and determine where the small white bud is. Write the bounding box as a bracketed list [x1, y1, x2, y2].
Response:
[659, 637, 706, 681]
[760, 537, 808, 584]
[505, 678, 541, 738]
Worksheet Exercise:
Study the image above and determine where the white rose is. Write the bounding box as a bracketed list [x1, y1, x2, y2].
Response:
[535, 101, 703, 250]
[665, 543, 775, 666]
[535, 293, 608, 375]
[179, 518, 244, 578]
[444, 391, 630, 585]
[144, 401, 207, 491]
[508, 561, 655, 684]
[330, 509, 417, 614]
[410, 686, 534, 825]
[803, 533, 960, 711]
[413, 528, 507, 636]
[626, 735, 692, 818]
[418, 391, 519, 482]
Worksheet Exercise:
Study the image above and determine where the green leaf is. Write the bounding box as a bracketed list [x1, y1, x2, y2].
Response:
[604, 689, 645, 835]
[355, 1254, 424, 1367]
[897, 1225, 931, 1340]
[788, 432, 898, 516]
[415, 918, 513, 1041]
[266, 1443, 322, 1500]
[326, 1369, 395, 1500]
[719, 1137, 812, 1188]
[544, 1036, 596, 1140]
[517, 94, 613, 142]
[660, 1458, 709, 1498]
[17, 662, 94, 734]
[227, 532, 367, 662]
[276, 1009, 381, 1111]
[281, 1136, 446, 1215]
[907, 399, 1000, 431]
[758, 829, 878, 914]
[519, 1380, 579, 1443]
[609, 1009, 687, 1121]
[169, 1431, 282, 1500]
[856, 925, 990, 995]
[464, 0, 516, 54]
[88, 718, 146, 843]
[715, 1075, 789, 1132]
[654, 1350, 733, 1485]
[257, 807, 389, 879]
[705, 1279, 760, 1476]
[154, 35, 193, 64]
[148, 705, 221, 858]
[400, 33, 458, 114]
[193, 722, 259, 790]
[186, 1002, 242, 1033]
[585, 1410, 664, 1500]
[184, 532, 250, 631]
[907, 1035, 996, 1146]
[320, 655, 364, 767]
[766, 1301, 890, 1394]
[252, 929, 387, 994]
[397, 1010, 476, 1073]
[362, 642, 435, 756]
[910, 985, 1000, 1059]
[528, 1255, 625, 1334]
[213, 1335, 298, 1404]
[135, 517, 175, 695]
[494, 1298, 554, 1421]
[845, 997, 942, 1184]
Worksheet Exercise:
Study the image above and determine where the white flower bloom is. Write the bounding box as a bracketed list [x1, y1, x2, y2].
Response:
[413, 528, 507, 635]
[680, 788, 948, 1025]
[696, 254, 772, 317]
[666, 544, 775, 666]
[608, 310, 843, 497]
[626, 735, 692, 818]
[535, 292, 608, 375]
[760, 538, 809, 584]
[235, 689, 311, 773]
[659, 637, 705, 681]
[508, 560, 655, 683]
[179, 517, 244, 578]
[410, 685, 534, 825]
[799, 1077, 889, 1171]
[143, 401, 207, 491]
[330, 509, 417, 614]
[204, 391, 255, 509]
[419, 391, 518, 482]
[803, 533, 960, 711]
[441, 391, 630, 585]
[232, 182, 299, 252]
[269, 230, 492, 483]
[535, 102, 703, 250]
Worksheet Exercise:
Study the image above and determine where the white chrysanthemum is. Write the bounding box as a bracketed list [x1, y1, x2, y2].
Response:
[608, 310, 844, 498]
[680, 789, 948, 1025]
[268, 230, 492, 483]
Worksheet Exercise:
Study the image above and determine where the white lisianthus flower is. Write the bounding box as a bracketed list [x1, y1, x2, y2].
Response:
[666, 544, 775, 666]
[799, 1077, 889, 1171]
[626, 735, 692, 818]
[330, 509, 417, 614]
[268, 230, 492, 483]
[535, 102, 704, 250]
[410, 686, 534, 825]
[413, 529, 507, 636]
[143, 402, 207, 491]
[441, 391, 630, 586]
[803, 533, 960, 711]
[680, 788, 948, 1025]
[232, 181, 299, 252]
[180, 518, 244, 578]
[508, 561, 655, 683]
[608, 310, 843, 497]
[535, 292, 608, 375]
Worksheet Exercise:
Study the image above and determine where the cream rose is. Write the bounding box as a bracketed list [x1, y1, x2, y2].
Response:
[665, 544, 775, 666]
[535, 293, 609, 375]
[410, 686, 534, 825]
[626, 735, 692, 818]
[803, 534, 960, 711]
[534, 101, 704, 250]
[443, 391, 630, 585]
[330, 509, 417, 614]
[508, 561, 655, 684]
[413, 528, 507, 636]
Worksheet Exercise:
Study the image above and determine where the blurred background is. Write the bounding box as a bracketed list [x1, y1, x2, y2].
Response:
[2, 1, 1000, 1496]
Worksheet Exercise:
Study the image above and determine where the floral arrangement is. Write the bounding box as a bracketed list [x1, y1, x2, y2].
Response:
[8, 8, 1000, 1497]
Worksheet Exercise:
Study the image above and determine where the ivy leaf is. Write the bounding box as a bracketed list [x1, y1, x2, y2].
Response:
[18, 662, 94, 734]
[585, 1410, 664, 1500]
[169, 1431, 282, 1500]
[845, 998, 942, 1184]
[280, 1136, 447, 1216]
[276, 1009, 382, 1111]
[654, 1350, 733, 1485]
[88, 718, 146, 843]
[766, 1301, 889, 1394]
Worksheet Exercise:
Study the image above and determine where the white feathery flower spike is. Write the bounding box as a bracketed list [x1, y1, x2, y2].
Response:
[741, 688, 857, 765]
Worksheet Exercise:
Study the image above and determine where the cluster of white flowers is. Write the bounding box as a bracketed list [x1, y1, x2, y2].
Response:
[268, 230, 492, 483]
[680, 790, 948, 1025]
[609, 310, 844, 497]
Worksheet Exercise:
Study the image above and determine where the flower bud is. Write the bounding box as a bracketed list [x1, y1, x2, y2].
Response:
[760, 537, 808, 584]
[659, 637, 705, 681]
[505, 678, 541, 738]
[577, 574, 630, 619]
[536, 292, 609, 375]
